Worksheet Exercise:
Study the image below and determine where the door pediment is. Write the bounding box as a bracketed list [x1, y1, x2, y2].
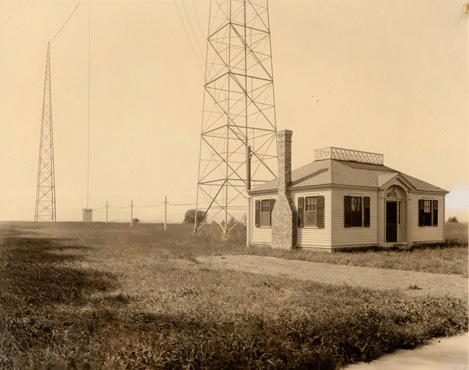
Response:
[378, 174, 415, 192]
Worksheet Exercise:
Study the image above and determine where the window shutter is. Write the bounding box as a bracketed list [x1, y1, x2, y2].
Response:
[418, 199, 424, 227]
[317, 196, 325, 228]
[298, 197, 304, 228]
[433, 200, 438, 227]
[344, 196, 351, 228]
[270, 199, 276, 226]
[255, 200, 260, 228]
[363, 197, 370, 227]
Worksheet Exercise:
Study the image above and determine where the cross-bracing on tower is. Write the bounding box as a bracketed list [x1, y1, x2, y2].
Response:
[35, 43, 56, 222]
[195, 0, 278, 235]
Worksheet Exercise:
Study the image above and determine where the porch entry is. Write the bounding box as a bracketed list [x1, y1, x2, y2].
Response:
[386, 201, 397, 243]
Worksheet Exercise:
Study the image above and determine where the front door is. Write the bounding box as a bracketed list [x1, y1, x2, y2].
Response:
[386, 201, 397, 243]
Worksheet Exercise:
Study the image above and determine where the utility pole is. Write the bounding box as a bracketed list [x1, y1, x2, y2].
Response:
[130, 200, 134, 227]
[105, 201, 108, 224]
[164, 196, 169, 231]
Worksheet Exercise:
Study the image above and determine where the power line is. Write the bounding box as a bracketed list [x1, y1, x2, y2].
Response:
[134, 204, 164, 208]
[173, 0, 205, 77]
[50, 2, 81, 43]
[181, 0, 205, 64]
[99, 201, 207, 209]
[191, 0, 206, 37]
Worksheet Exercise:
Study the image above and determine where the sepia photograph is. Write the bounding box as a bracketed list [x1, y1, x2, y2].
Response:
[1, 0, 468, 368]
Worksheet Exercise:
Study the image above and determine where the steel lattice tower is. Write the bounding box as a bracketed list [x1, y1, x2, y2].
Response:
[195, 0, 278, 235]
[35, 43, 56, 222]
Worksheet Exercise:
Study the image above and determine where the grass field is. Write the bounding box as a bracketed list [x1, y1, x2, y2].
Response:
[0, 221, 467, 369]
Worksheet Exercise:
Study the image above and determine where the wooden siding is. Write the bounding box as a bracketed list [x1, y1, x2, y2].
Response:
[292, 190, 331, 247]
[331, 188, 379, 247]
[251, 194, 276, 245]
[410, 193, 445, 243]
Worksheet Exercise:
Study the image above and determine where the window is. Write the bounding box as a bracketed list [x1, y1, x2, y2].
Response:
[419, 199, 438, 227]
[344, 196, 370, 228]
[305, 197, 317, 226]
[298, 196, 324, 228]
[351, 197, 362, 227]
[261, 200, 271, 226]
[255, 199, 275, 227]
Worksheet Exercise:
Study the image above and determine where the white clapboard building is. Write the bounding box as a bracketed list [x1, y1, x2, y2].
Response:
[247, 130, 447, 251]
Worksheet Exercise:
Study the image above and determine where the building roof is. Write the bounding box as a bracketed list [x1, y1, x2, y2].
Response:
[249, 159, 447, 194]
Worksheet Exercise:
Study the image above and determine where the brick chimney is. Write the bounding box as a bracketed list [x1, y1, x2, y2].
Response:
[277, 130, 292, 193]
[272, 130, 296, 249]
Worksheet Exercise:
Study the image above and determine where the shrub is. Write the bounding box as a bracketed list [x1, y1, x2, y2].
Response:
[184, 209, 207, 224]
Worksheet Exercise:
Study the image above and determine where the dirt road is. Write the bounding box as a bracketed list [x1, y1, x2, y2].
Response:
[197, 255, 468, 299]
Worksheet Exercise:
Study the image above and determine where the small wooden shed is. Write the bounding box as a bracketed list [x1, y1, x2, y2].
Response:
[82, 208, 93, 223]
[247, 130, 448, 251]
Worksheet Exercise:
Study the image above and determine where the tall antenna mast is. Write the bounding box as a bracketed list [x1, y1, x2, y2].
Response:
[82, 1, 93, 222]
[87, 1, 91, 209]
[35, 43, 56, 222]
[194, 0, 278, 236]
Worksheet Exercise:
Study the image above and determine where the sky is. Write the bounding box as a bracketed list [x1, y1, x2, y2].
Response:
[1, 0, 468, 223]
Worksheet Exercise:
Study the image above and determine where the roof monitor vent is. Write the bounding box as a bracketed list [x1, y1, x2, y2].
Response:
[315, 147, 384, 165]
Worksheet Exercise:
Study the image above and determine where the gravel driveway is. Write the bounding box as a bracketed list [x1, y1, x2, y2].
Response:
[197, 255, 468, 299]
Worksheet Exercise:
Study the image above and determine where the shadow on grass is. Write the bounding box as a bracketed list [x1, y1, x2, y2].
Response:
[0, 235, 130, 369]
[1, 237, 118, 307]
